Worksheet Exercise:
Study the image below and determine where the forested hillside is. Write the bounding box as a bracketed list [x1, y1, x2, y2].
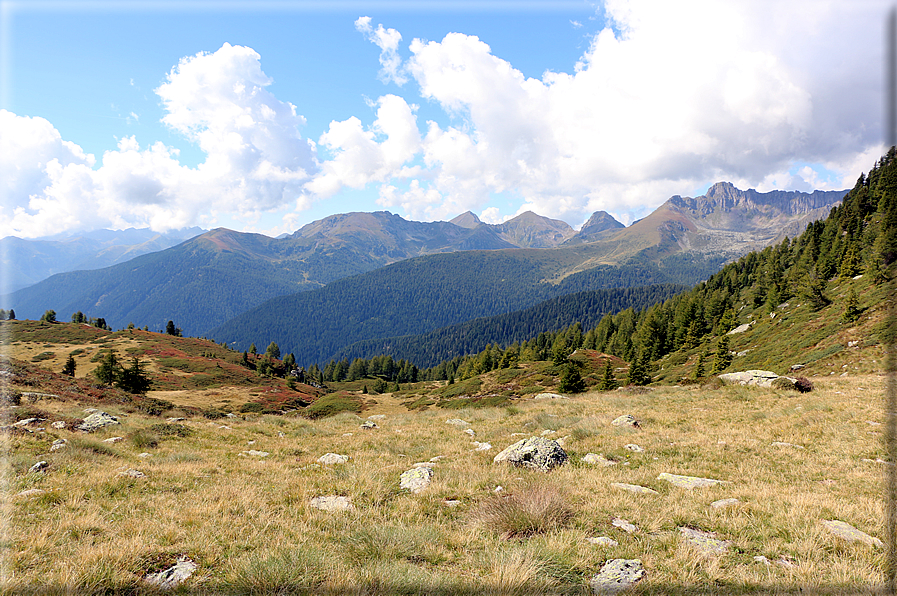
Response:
[334, 284, 686, 368]
[210, 249, 713, 365]
[417, 148, 897, 384]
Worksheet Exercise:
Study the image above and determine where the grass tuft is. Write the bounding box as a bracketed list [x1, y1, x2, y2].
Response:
[474, 484, 575, 540]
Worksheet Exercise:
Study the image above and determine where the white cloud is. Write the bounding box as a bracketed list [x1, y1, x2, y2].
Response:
[1, 43, 317, 238]
[340, 4, 885, 225]
[355, 16, 407, 85]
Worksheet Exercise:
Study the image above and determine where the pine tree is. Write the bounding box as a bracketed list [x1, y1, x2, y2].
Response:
[62, 354, 76, 377]
[558, 362, 586, 393]
[117, 358, 151, 394]
[691, 351, 706, 381]
[597, 359, 618, 391]
[711, 336, 733, 374]
[842, 288, 861, 324]
[7, 309, 14, 320]
[265, 342, 281, 360]
[40, 310, 56, 323]
[249, 343, 257, 355]
[94, 352, 121, 385]
[626, 350, 651, 386]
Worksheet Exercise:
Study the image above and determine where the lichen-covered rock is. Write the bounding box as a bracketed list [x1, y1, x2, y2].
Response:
[534, 392, 567, 400]
[611, 518, 637, 533]
[493, 437, 568, 471]
[317, 453, 349, 465]
[360, 420, 378, 430]
[612, 415, 639, 428]
[822, 520, 883, 548]
[77, 411, 120, 432]
[50, 438, 67, 452]
[119, 469, 146, 479]
[657, 473, 726, 489]
[623, 444, 644, 453]
[611, 483, 658, 495]
[145, 556, 197, 589]
[711, 498, 741, 509]
[309, 496, 354, 512]
[589, 559, 645, 594]
[400, 466, 433, 493]
[29, 461, 48, 473]
[718, 370, 779, 388]
[238, 450, 269, 457]
[678, 527, 731, 555]
[582, 453, 617, 466]
[445, 419, 469, 426]
[586, 536, 619, 547]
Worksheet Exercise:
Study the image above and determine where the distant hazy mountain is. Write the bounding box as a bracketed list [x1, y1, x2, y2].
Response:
[1, 227, 205, 292]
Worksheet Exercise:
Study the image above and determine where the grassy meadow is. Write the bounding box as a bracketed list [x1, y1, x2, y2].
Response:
[2, 370, 890, 594]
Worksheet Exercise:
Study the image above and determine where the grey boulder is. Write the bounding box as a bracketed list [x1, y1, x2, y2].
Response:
[493, 437, 568, 471]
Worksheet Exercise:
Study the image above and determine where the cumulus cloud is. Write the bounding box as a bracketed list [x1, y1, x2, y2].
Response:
[349, 4, 885, 224]
[1, 43, 316, 238]
[355, 16, 407, 85]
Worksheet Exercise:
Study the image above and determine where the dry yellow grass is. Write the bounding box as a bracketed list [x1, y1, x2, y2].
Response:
[3, 374, 889, 594]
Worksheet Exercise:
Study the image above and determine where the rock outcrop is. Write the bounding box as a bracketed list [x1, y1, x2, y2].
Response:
[493, 437, 568, 471]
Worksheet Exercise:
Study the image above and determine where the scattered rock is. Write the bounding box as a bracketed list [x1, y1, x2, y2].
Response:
[342, 433, 352, 437]
[727, 323, 752, 335]
[678, 527, 731, 555]
[317, 453, 349, 465]
[238, 450, 269, 457]
[29, 461, 48, 474]
[464, 428, 476, 436]
[103, 436, 123, 444]
[534, 392, 567, 400]
[145, 556, 197, 589]
[657, 473, 726, 489]
[612, 518, 637, 533]
[711, 498, 741, 509]
[718, 370, 781, 388]
[822, 520, 883, 548]
[754, 555, 770, 565]
[790, 364, 806, 371]
[84, 408, 98, 414]
[494, 485, 504, 493]
[77, 411, 120, 432]
[367, 414, 386, 420]
[589, 559, 645, 595]
[736, 350, 750, 357]
[586, 536, 619, 547]
[14, 417, 43, 427]
[612, 483, 658, 495]
[50, 421, 66, 429]
[624, 444, 644, 453]
[400, 466, 433, 493]
[472, 441, 492, 451]
[309, 496, 354, 512]
[445, 419, 469, 426]
[360, 421, 378, 430]
[443, 499, 461, 507]
[612, 415, 639, 428]
[771, 441, 804, 449]
[848, 340, 859, 347]
[50, 438, 67, 452]
[21, 392, 59, 402]
[582, 453, 617, 466]
[119, 469, 146, 478]
[166, 417, 185, 423]
[493, 437, 569, 471]
[16, 488, 46, 499]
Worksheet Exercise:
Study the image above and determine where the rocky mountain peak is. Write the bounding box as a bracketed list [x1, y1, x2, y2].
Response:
[450, 211, 483, 229]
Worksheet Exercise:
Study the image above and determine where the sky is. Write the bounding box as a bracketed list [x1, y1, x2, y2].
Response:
[0, 0, 891, 239]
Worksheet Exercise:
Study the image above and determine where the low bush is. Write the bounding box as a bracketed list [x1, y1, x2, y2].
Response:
[303, 394, 362, 419]
[794, 376, 814, 393]
[239, 402, 264, 413]
[149, 423, 193, 438]
[136, 398, 172, 416]
[129, 429, 159, 449]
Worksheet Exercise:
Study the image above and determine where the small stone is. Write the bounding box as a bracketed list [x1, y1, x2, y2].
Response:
[678, 527, 731, 555]
[317, 453, 348, 465]
[848, 340, 859, 347]
[145, 556, 197, 589]
[771, 441, 804, 449]
[494, 485, 504, 493]
[612, 483, 658, 495]
[77, 411, 120, 432]
[16, 488, 46, 498]
[342, 433, 353, 437]
[429, 456, 444, 462]
[119, 469, 146, 478]
[166, 417, 185, 423]
[822, 520, 883, 548]
[445, 419, 469, 426]
[309, 495, 354, 512]
[611, 518, 637, 533]
[14, 418, 42, 427]
[247, 440, 256, 445]
[711, 498, 741, 509]
[589, 559, 645, 595]
[84, 408, 98, 414]
[727, 323, 752, 335]
[624, 444, 644, 453]
[657, 473, 726, 489]
[400, 466, 433, 493]
[790, 364, 805, 371]
[612, 415, 639, 428]
[582, 453, 617, 466]
[586, 536, 619, 547]
[443, 499, 461, 507]
[367, 414, 385, 420]
[239, 450, 269, 457]
[103, 436, 123, 443]
[464, 428, 475, 436]
[533, 392, 567, 400]
[360, 421, 378, 430]
[50, 421, 66, 429]
[472, 441, 492, 451]
[29, 461, 48, 473]
[50, 438, 67, 452]
[278, 432, 285, 438]
[540, 429, 556, 436]
[753, 555, 770, 565]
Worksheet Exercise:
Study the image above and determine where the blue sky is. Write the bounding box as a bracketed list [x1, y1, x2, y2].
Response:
[0, 0, 890, 238]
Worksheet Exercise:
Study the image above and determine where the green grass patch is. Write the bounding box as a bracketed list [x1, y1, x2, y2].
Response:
[303, 393, 362, 419]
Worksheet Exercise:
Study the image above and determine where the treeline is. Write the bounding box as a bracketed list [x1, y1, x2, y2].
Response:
[420, 148, 896, 380]
[335, 284, 687, 368]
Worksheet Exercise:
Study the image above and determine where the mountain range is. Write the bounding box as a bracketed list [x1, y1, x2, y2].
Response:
[4, 182, 845, 362]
